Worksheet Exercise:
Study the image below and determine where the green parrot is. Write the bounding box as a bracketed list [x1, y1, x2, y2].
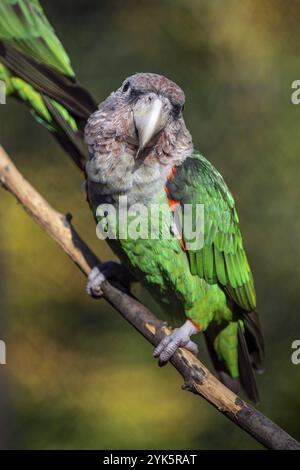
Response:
[85, 73, 264, 402]
[0, 2, 264, 402]
[0, 0, 96, 169]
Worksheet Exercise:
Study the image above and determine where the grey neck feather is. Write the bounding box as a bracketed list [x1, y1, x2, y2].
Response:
[86, 149, 176, 208]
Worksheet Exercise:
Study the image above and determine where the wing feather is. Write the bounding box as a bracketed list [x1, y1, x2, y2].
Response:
[167, 152, 256, 312]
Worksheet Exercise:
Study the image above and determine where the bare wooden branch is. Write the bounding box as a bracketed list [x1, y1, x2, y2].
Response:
[0, 145, 299, 450]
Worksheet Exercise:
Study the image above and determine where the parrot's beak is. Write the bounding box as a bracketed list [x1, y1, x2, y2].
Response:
[133, 95, 167, 154]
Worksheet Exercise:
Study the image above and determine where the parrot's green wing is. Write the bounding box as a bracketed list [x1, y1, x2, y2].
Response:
[0, 0, 96, 168]
[166, 151, 256, 312]
[167, 151, 263, 401]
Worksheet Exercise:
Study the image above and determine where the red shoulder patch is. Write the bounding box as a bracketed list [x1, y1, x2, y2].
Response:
[167, 165, 177, 181]
[164, 167, 185, 251]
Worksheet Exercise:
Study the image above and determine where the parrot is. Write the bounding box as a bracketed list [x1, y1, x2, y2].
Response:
[0, 2, 264, 402]
[84, 73, 264, 403]
[0, 0, 96, 170]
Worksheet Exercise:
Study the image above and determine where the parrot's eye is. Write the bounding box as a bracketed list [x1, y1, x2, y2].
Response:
[122, 81, 131, 93]
[173, 104, 183, 118]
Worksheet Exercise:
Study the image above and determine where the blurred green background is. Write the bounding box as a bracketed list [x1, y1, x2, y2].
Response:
[1, 0, 300, 450]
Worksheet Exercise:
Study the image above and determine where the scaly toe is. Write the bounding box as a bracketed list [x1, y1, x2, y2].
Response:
[158, 337, 181, 363]
[153, 323, 199, 364]
[185, 340, 199, 356]
[86, 266, 106, 298]
[153, 329, 184, 364]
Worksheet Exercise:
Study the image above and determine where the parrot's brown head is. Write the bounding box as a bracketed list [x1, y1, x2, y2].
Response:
[85, 73, 193, 202]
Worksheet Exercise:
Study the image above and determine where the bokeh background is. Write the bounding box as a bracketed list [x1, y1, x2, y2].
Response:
[0, 0, 300, 450]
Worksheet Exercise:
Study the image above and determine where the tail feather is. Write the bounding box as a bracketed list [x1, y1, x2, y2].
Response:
[0, 40, 97, 170]
[243, 310, 265, 373]
[237, 324, 260, 403]
[204, 325, 241, 395]
[204, 313, 264, 404]
[0, 0, 74, 76]
[0, 41, 96, 119]
[43, 95, 88, 170]
[0, 2, 97, 167]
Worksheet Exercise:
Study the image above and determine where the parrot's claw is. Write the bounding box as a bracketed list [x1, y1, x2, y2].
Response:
[86, 261, 133, 298]
[153, 319, 199, 364]
[86, 265, 106, 298]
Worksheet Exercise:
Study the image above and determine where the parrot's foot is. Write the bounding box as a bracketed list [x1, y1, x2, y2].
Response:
[86, 262, 132, 298]
[153, 319, 199, 364]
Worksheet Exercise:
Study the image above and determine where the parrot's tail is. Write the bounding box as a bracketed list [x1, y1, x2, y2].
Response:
[0, 40, 96, 169]
[204, 310, 264, 403]
[0, 0, 97, 169]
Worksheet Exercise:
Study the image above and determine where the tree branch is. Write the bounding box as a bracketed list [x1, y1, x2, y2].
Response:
[0, 145, 299, 450]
